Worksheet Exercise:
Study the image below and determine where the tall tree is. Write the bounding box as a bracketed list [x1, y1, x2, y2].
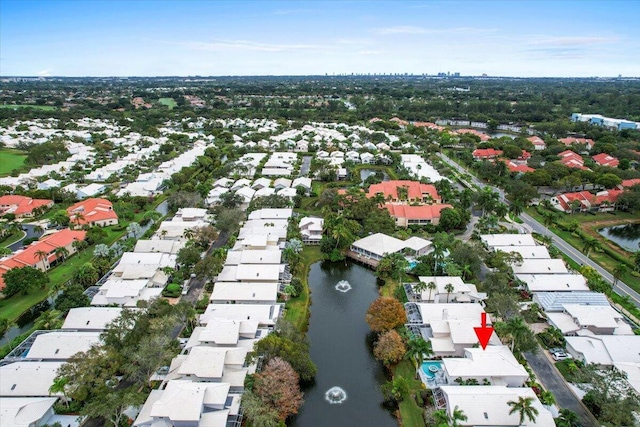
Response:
[373, 329, 406, 366]
[366, 297, 406, 333]
[253, 357, 304, 422]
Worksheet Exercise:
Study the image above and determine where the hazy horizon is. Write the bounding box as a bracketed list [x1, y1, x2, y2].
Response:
[1, 0, 639, 78]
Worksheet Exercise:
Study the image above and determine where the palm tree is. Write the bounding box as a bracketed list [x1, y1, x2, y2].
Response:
[404, 337, 433, 366]
[0, 318, 15, 341]
[54, 246, 69, 263]
[445, 283, 455, 303]
[160, 229, 168, 240]
[555, 409, 579, 427]
[507, 396, 539, 425]
[427, 281, 437, 302]
[35, 309, 63, 330]
[634, 251, 640, 273]
[581, 237, 600, 257]
[538, 234, 553, 247]
[35, 249, 49, 268]
[505, 316, 530, 353]
[612, 264, 628, 286]
[127, 222, 142, 238]
[413, 281, 427, 301]
[509, 201, 524, 218]
[49, 376, 69, 407]
[542, 212, 557, 228]
[434, 406, 468, 427]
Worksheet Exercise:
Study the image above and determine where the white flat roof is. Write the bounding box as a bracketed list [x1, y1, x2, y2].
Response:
[493, 245, 550, 259]
[149, 380, 230, 422]
[210, 282, 279, 302]
[352, 233, 431, 257]
[61, 307, 123, 330]
[516, 274, 589, 292]
[563, 304, 624, 329]
[199, 304, 281, 326]
[417, 303, 488, 324]
[481, 234, 536, 248]
[440, 386, 555, 426]
[442, 346, 528, 381]
[511, 259, 568, 275]
[567, 335, 640, 365]
[247, 208, 293, 220]
[0, 397, 58, 427]
[25, 331, 101, 360]
[224, 250, 282, 265]
[177, 346, 228, 379]
[134, 239, 185, 254]
[0, 362, 64, 397]
[217, 265, 281, 282]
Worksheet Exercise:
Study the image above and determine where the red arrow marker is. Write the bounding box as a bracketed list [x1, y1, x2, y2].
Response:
[474, 312, 494, 350]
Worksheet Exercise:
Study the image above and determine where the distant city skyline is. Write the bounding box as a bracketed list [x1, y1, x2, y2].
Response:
[1, 0, 639, 78]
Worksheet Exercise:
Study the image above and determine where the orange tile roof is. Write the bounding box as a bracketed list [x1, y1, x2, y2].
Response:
[0, 195, 53, 216]
[527, 136, 546, 146]
[367, 180, 440, 202]
[67, 198, 118, 225]
[0, 228, 86, 290]
[559, 137, 594, 147]
[385, 203, 452, 220]
[621, 178, 640, 188]
[473, 148, 503, 159]
[592, 153, 619, 167]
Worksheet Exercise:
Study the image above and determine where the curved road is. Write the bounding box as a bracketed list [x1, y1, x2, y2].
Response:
[436, 152, 640, 309]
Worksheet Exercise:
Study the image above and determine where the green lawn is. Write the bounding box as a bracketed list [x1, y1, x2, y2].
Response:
[0, 104, 56, 111]
[0, 148, 28, 176]
[284, 246, 323, 331]
[0, 229, 24, 248]
[158, 98, 177, 109]
[393, 360, 426, 427]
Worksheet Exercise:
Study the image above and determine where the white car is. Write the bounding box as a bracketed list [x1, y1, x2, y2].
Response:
[552, 351, 572, 361]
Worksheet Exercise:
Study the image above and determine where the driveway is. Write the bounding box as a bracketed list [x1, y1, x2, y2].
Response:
[299, 156, 312, 177]
[524, 349, 596, 427]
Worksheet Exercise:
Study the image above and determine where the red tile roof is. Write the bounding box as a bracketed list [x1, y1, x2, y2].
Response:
[367, 180, 440, 202]
[558, 150, 588, 170]
[621, 178, 640, 188]
[67, 198, 118, 226]
[0, 195, 53, 216]
[554, 190, 622, 212]
[384, 203, 453, 220]
[0, 228, 86, 290]
[592, 153, 619, 168]
[473, 148, 503, 159]
[527, 136, 546, 147]
[412, 121, 445, 131]
[501, 159, 535, 173]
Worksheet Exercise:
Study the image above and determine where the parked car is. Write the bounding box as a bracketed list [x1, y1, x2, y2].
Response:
[552, 351, 572, 361]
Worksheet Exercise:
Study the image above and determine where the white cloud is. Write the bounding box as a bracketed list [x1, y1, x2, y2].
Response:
[372, 25, 428, 35]
[527, 35, 618, 46]
[36, 69, 51, 76]
[372, 26, 497, 36]
[357, 50, 384, 56]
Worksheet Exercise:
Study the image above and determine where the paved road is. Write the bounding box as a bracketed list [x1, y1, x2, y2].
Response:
[7, 223, 44, 251]
[300, 156, 312, 177]
[437, 152, 640, 309]
[525, 349, 595, 427]
[521, 212, 640, 308]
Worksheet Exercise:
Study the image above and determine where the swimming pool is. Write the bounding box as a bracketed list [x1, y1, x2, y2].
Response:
[420, 361, 443, 379]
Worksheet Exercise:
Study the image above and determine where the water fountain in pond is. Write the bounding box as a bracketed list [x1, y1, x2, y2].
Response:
[335, 280, 352, 293]
[325, 386, 347, 404]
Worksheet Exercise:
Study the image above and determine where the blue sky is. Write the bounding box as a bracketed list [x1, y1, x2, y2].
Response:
[1, 0, 639, 77]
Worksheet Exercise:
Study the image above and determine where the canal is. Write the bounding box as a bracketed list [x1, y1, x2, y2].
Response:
[292, 261, 396, 427]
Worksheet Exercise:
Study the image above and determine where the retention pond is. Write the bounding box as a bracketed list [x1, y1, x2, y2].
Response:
[292, 261, 396, 427]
